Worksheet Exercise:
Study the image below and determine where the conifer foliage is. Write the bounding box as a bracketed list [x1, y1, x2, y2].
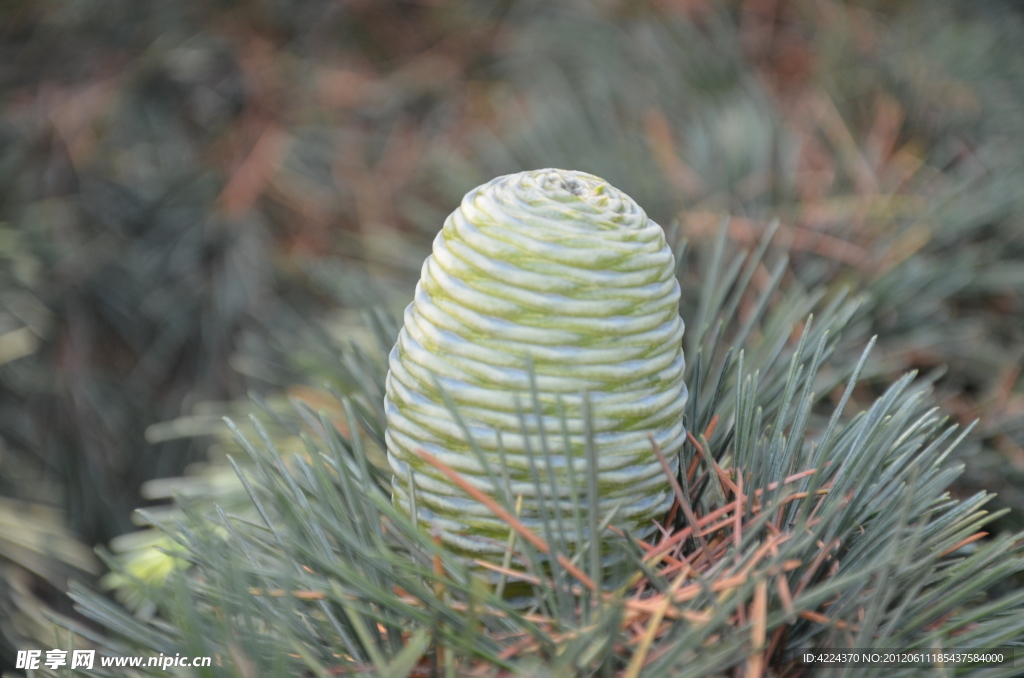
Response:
[63, 222, 1024, 677]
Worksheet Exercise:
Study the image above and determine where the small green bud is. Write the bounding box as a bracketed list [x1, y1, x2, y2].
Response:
[385, 169, 687, 563]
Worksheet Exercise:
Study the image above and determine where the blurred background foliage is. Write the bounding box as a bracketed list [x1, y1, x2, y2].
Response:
[3, 0, 1024, 671]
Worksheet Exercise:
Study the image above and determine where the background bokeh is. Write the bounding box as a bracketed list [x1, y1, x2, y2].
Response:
[3, 0, 1024, 670]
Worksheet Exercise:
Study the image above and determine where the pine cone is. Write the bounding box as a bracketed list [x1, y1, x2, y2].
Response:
[385, 169, 687, 564]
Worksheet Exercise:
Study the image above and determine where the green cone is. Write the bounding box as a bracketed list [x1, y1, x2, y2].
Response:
[385, 169, 688, 562]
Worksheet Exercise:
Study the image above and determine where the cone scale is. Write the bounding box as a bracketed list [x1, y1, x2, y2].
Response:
[385, 169, 687, 562]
